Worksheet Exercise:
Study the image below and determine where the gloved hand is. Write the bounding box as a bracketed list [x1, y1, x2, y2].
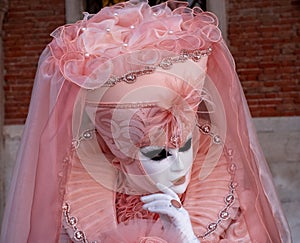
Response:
[141, 183, 200, 243]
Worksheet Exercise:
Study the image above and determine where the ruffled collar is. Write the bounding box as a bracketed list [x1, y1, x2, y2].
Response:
[63, 138, 239, 242]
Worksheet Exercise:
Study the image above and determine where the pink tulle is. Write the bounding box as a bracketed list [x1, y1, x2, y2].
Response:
[0, 1, 291, 243]
[49, 1, 220, 89]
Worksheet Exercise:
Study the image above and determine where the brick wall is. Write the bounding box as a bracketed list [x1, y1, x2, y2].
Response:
[3, 0, 65, 124]
[3, 1, 300, 124]
[227, 0, 300, 117]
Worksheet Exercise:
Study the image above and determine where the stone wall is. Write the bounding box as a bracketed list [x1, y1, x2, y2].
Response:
[0, 0, 8, 227]
[253, 116, 300, 241]
[1, 125, 22, 204]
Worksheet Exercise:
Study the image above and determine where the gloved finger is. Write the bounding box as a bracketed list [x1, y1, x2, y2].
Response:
[143, 200, 182, 217]
[142, 199, 171, 211]
[156, 183, 179, 200]
[141, 193, 172, 203]
[146, 206, 175, 217]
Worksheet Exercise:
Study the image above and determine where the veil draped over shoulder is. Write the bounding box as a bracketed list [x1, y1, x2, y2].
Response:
[1, 1, 291, 242]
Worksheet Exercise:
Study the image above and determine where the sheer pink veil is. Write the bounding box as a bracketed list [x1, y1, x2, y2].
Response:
[207, 42, 291, 242]
[0, 46, 81, 242]
[1, 1, 291, 242]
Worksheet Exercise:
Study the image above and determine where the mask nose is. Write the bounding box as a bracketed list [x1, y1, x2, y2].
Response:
[169, 149, 185, 171]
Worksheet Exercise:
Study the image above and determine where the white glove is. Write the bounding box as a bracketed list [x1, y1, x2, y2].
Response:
[141, 183, 200, 243]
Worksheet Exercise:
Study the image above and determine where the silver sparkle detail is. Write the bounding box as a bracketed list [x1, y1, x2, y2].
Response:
[103, 47, 212, 86]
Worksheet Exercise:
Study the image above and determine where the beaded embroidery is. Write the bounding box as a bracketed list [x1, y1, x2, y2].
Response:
[95, 102, 157, 109]
[196, 124, 238, 239]
[104, 47, 212, 87]
[63, 202, 89, 243]
[196, 181, 237, 239]
[71, 129, 94, 150]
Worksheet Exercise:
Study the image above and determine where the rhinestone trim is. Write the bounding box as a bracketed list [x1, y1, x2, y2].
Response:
[196, 123, 238, 239]
[96, 102, 157, 109]
[63, 202, 88, 243]
[198, 124, 223, 145]
[104, 47, 212, 87]
[71, 129, 94, 150]
[105, 66, 156, 87]
[197, 181, 237, 239]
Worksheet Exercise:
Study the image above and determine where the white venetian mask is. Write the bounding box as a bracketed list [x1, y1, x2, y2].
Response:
[139, 135, 193, 194]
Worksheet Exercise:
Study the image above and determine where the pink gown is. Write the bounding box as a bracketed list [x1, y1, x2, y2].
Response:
[1, 1, 291, 242]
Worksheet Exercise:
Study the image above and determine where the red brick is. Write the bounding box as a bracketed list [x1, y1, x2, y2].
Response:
[4, 0, 65, 124]
[228, 0, 299, 117]
[4, 0, 299, 123]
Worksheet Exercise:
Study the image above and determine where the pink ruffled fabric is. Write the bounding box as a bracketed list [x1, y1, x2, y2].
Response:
[100, 219, 181, 243]
[49, 0, 221, 89]
[115, 192, 158, 223]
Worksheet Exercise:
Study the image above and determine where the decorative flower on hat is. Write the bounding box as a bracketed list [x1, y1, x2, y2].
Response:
[48, 0, 221, 89]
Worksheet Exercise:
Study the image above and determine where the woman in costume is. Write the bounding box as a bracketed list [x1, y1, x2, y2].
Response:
[1, 1, 291, 242]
